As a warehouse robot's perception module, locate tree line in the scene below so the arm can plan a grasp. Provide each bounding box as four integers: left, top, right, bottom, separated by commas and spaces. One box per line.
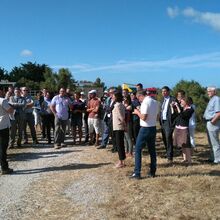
0, 62, 105, 92
1, 62, 219, 131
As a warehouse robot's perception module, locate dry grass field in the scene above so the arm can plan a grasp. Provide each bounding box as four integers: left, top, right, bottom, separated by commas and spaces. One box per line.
3, 130, 220, 219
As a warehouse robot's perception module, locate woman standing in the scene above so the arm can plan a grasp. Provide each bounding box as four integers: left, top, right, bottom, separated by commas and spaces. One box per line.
112, 91, 126, 168
171, 97, 194, 165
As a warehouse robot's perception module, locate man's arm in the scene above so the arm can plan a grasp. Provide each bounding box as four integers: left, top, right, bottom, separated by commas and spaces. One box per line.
211, 112, 220, 125
133, 108, 147, 121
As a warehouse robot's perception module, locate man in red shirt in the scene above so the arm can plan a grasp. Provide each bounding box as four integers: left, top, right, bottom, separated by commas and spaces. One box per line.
87, 90, 101, 146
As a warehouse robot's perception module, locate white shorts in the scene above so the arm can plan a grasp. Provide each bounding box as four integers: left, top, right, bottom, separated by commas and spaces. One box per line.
88, 118, 101, 134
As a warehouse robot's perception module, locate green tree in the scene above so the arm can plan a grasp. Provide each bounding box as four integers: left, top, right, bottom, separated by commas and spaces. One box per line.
56, 68, 76, 90
93, 77, 105, 89
40, 67, 58, 92
172, 80, 208, 131
0, 67, 10, 80
9, 62, 47, 89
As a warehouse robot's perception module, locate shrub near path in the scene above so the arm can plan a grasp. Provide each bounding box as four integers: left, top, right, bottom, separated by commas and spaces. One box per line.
0, 132, 220, 219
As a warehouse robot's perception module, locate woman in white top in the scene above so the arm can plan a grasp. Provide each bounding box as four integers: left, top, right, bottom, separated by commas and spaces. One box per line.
112, 91, 126, 168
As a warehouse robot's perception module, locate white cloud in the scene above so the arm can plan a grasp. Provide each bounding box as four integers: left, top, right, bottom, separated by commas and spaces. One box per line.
167, 6, 179, 18
182, 7, 220, 31
52, 52, 220, 73
168, 6, 220, 32
20, 49, 33, 57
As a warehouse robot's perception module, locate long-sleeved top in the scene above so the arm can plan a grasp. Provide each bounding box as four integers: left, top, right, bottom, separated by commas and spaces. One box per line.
112, 102, 125, 131
175, 107, 194, 128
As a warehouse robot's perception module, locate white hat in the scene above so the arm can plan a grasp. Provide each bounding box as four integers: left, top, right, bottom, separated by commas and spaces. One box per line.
80, 91, 85, 95
88, 89, 97, 94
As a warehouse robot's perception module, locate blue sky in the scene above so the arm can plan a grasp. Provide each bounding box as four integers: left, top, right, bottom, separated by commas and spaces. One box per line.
0, 0, 220, 88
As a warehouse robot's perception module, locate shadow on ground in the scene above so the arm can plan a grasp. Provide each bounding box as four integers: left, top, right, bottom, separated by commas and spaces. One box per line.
13, 162, 112, 175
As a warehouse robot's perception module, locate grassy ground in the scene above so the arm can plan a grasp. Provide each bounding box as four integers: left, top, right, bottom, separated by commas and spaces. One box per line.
5, 130, 220, 219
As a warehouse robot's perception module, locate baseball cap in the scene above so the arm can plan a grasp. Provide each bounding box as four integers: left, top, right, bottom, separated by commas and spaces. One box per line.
146, 87, 157, 96
88, 89, 97, 94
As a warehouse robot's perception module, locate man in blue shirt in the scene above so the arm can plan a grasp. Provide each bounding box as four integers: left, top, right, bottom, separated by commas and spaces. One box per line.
204, 86, 220, 164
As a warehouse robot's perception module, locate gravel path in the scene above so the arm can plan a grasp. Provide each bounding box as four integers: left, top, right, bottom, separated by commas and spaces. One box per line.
0, 139, 119, 220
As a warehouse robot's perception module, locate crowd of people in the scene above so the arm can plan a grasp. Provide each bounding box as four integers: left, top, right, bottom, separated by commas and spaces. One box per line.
0, 83, 220, 177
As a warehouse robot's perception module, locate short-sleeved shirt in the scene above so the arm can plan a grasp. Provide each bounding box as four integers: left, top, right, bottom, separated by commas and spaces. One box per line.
87, 98, 100, 118
204, 95, 220, 120
0, 98, 11, 130
51, 95, 71, 120
140, 96, 159, 127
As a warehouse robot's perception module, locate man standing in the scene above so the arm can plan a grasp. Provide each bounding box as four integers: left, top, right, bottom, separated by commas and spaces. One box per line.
159, 86, 177, 163
98, 87, 116, 150
0, 86, 14, 175
22, 87, 38, 145
8, 87, 26, 148
87, 90, 101, 146
204, 86, 220, 164
130, 89, 159, 179
50, 88, 72, 149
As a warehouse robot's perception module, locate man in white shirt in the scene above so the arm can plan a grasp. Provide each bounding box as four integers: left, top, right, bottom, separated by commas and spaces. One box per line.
130, 89, 159, 179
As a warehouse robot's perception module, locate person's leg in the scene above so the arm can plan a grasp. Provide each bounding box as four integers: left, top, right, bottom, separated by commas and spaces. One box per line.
72, 126, 76, 144
189, 125, 196, 148
0, 128, 11, 172
146, 127, 157, 176
207, 121, 220, 163
134, 127, 147, 176
9, 120, 16, 147
60, 120, 67, 144
54, 117, 61, 145
100, 121, 109, 147
27, 113, 37, 143
115, 130, 125, 166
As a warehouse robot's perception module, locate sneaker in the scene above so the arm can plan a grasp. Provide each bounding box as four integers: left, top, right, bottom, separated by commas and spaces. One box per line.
54, 144, 61, 149
33, 140, 39, 145
1, 168, 14, 175
129, 173, 141, 180
97, 145, 106, 149
8, 144, 14, 149
146, 172, 156, 178
61, 143, 66, 148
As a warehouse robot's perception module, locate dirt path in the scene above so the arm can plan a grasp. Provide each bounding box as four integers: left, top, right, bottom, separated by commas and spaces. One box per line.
0, 140, 120, 220
1, 133, 220, 219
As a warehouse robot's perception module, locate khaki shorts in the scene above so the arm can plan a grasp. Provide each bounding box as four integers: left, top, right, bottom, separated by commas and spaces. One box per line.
88, 118, 101, 134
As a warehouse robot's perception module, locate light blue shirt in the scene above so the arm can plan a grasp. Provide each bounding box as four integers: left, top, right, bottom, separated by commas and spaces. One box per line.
204, 95, 220, 120
51, 95, 71, 120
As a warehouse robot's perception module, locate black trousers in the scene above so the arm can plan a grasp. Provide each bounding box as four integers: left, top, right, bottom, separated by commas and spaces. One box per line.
0, 128, 10, 171
132, 119, 140, 145
161, 120, 174, 160
41, 114, 54, 142
114, 130, 125, 160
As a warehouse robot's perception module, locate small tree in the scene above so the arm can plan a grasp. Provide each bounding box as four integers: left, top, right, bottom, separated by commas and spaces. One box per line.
56, 68, 76, 90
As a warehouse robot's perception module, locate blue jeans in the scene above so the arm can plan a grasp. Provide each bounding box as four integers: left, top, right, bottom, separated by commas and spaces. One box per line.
134, 126, 157, 176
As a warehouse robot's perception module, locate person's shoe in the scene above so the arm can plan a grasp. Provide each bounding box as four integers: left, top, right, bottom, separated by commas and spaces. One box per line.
1, 168, 14, 175
8, 144, 14, 149
61, 143, 66, 148
54, 144, 61, 149
146, 172, 156, 178
17, 142, 21, 148
97, 145, 106, 149
111, 148, 117, 153
129, 173, 141, 180
33, 140, 39, 145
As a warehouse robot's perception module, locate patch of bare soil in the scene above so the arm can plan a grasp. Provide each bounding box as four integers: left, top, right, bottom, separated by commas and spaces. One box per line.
1, 132, 220, 219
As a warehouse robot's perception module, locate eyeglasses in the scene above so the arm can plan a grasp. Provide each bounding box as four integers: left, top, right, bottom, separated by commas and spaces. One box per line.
23, 90, 28, 91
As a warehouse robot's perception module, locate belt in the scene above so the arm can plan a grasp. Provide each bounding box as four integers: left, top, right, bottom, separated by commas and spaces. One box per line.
206, 119, 212, 122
